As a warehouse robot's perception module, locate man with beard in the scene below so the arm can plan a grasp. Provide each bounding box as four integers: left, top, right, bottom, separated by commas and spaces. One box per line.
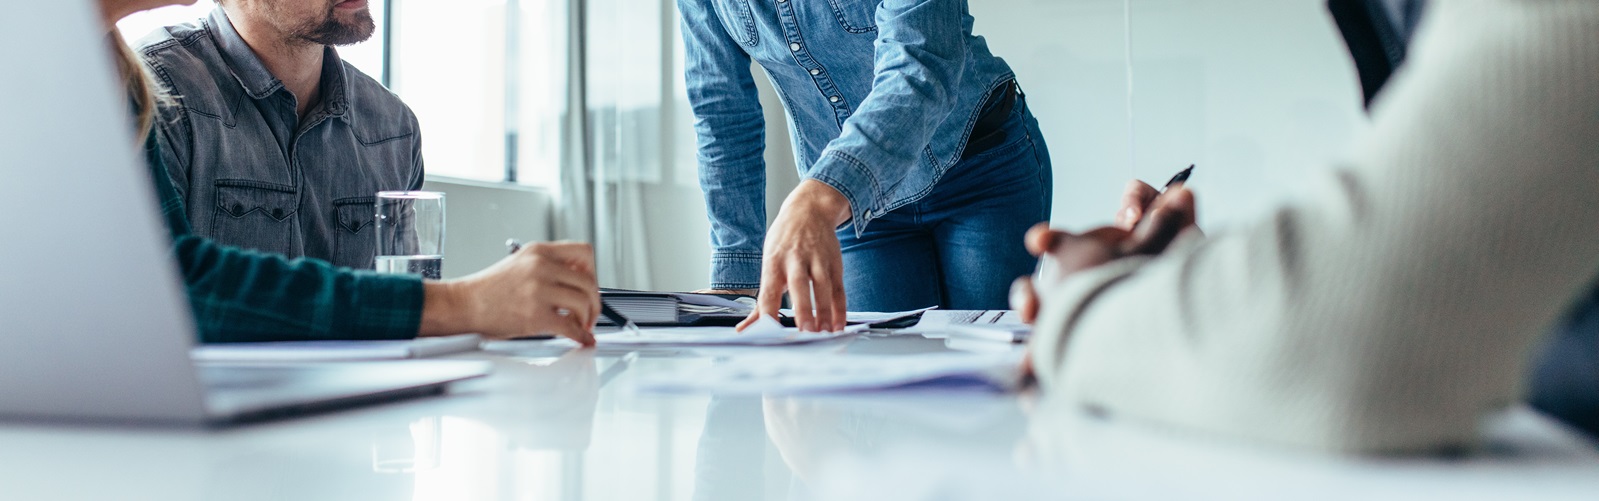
136, 0, 423, 269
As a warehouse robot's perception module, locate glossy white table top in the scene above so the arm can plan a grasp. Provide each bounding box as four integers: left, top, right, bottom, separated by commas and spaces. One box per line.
1, 332, 1596, 501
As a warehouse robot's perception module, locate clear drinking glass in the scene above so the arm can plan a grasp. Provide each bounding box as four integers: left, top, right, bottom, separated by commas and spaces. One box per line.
374, 191, 445, 280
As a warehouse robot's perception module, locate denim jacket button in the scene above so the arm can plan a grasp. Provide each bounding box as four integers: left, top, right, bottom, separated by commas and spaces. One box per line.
272, 208, 285, 219
232, 203, 244, 215
829, 96, 841, 103
864, 209, 874, 220
789, 43, 801, 52
810, 69, 821, 76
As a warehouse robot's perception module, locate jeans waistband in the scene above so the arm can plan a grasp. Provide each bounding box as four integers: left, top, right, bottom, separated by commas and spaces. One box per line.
960, 80, 1020, 161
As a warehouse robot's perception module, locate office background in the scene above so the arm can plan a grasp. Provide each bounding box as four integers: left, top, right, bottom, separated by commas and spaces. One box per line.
119, 0, 1366, 291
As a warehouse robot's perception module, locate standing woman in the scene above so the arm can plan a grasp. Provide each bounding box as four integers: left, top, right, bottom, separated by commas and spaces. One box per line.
681, 0, 1053, 331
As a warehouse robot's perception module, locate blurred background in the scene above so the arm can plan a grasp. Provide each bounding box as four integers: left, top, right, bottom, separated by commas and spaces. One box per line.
119, 0, 1366, 290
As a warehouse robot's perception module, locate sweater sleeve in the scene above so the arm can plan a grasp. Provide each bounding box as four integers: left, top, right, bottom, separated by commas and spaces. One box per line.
173, 234, 424, 343
1030, 0, 1599, 453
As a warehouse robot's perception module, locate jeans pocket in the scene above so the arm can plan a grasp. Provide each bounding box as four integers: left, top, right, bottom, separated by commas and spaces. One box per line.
827, 0, 880, 34
212, 179, 298, 255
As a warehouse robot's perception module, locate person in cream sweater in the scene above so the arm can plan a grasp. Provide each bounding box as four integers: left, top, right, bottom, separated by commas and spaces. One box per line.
1024, 0, 1599, 453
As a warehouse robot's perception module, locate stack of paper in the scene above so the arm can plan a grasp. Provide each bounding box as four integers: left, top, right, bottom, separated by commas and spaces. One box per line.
600, 290, 754, 325
636, 352, 1025, 394
602, 293, 682, 324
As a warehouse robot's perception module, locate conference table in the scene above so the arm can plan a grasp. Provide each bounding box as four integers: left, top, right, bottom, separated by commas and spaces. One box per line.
1, 331, 1596, 500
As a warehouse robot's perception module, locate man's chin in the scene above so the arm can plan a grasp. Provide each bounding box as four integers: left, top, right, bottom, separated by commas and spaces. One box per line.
318, 12, 376, 46
335, 8, 375, 29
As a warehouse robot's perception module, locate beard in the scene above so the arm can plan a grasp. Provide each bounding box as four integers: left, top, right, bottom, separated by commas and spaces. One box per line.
291, 2, 376, 46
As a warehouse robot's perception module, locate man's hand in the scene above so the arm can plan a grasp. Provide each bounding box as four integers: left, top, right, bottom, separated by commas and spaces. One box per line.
419, 242, 600, 345
738, 180, 852, 333
1116, 178, 1202, 236
1012, 226, 1132, 323
1011, 186, 1198, 324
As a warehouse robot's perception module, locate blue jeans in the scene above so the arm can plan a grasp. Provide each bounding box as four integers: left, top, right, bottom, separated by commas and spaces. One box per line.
838, 97, 1052, 312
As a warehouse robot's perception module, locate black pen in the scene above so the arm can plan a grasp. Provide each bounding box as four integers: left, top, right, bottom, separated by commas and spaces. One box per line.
506, 239, 641, 335
1162, 164, 1195, 193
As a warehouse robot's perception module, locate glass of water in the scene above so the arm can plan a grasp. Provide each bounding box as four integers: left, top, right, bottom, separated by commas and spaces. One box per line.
374, 191, 445, 280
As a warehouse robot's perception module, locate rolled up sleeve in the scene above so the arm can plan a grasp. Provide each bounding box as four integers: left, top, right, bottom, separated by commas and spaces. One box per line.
806, 0, 968, 235
679, 0, 769, 289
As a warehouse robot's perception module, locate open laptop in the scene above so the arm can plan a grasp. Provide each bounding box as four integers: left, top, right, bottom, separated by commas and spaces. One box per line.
0, 0, 488, 425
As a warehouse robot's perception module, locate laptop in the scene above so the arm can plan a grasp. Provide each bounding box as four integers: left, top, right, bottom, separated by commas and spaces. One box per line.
0, 0, 489, 425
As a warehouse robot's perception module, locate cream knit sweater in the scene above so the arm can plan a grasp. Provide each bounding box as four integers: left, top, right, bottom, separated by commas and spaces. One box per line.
1031, 0, 1599, 453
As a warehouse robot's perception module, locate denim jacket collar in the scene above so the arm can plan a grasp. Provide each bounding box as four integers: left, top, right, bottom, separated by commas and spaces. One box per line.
206, 7, 351, 118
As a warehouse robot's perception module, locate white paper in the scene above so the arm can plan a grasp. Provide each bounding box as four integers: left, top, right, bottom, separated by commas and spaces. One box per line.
899, 310, 1022, 336
191, 334, 482, 362
777, 307, 938, 324
636, 352, 1024, 394
588, 316, 867, 347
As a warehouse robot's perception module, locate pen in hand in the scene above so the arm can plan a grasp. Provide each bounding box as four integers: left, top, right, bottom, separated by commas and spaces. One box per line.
1034, 164, 1196, 280
505, 238, 642, 336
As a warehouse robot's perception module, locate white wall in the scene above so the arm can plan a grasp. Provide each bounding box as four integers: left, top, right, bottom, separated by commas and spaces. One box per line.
971, 0, 1368, 231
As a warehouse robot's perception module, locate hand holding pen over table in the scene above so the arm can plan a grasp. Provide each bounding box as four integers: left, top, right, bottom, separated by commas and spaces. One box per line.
1011, 165, 1201, 325
506, 239, 642, 339
1008, 165, 1199, 381
418, 239, 601, 346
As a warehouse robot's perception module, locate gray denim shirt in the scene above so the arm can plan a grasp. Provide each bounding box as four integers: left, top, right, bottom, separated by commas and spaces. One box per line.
137, 8, 424, 270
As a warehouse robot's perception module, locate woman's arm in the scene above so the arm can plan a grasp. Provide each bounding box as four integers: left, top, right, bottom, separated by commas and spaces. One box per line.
1030, 0, 1599, 453
806, 0, 971, 232
679, 0, 770, 291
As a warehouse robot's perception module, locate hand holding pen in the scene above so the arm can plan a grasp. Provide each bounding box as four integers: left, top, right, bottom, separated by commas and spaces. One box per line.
1014, 165, 1199, 324
1116, 164, 1196, 232
507, 239, 642, 336
422, 240, 599, 345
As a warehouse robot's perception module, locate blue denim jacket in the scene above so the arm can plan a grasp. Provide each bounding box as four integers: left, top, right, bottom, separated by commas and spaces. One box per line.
679, 0, 1017, 289
137, 7, 424, 270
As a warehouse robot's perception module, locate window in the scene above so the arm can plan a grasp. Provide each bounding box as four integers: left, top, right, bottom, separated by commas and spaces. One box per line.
387, 0, 569, 186
388, 0, 508, 183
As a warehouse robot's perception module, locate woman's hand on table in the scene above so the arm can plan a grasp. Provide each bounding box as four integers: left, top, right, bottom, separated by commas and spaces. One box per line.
738, 180, 853, 333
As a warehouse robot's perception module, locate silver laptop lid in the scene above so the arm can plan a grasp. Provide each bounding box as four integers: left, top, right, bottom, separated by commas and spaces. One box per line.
0, 0, 208, 423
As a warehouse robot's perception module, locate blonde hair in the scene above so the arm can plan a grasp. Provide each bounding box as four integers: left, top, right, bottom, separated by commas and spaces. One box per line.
108, 27, 169, 141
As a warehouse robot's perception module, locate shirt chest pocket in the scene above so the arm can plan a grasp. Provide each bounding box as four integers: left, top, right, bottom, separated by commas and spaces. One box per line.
827, 0, 879, 34
211, 180, 299, 257
712, 0, 758, 46
332, 196, 378, 269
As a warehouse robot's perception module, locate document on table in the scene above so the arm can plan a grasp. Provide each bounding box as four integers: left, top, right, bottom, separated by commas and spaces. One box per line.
563, 316, 867, 347
899, 310, 1022, 337
635, 352, 1025, 394
190, 334, 483, 362
777, 307, 937, 326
